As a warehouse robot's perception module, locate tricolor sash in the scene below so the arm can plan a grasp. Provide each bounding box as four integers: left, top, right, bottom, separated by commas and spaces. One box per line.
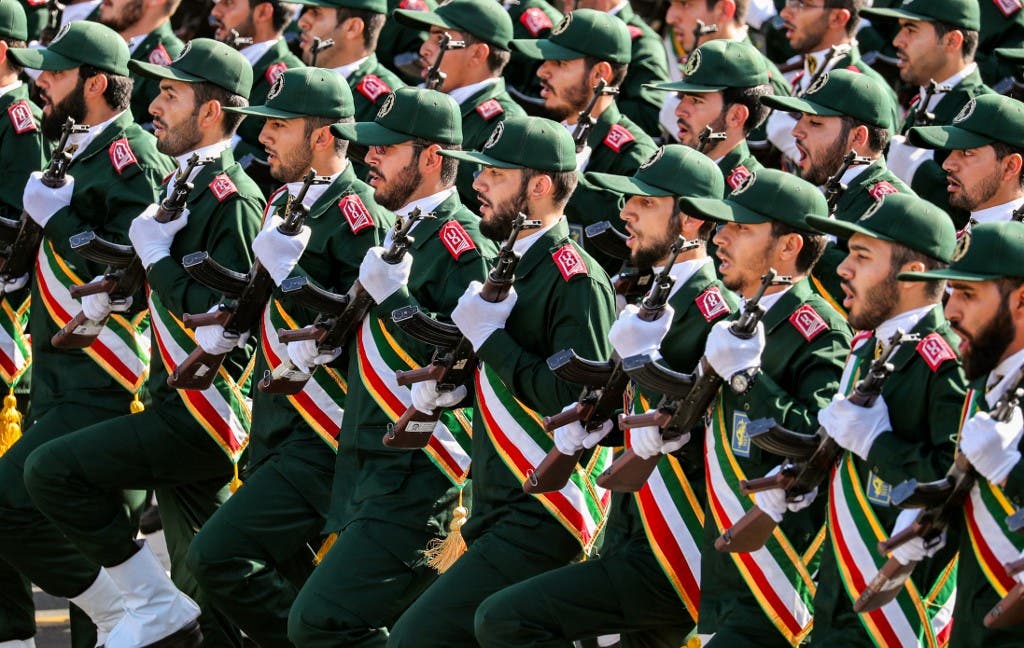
147, 289, 251, 461
355, 315, 472, 485
260, 299, 346, 450
36, 241, 149, 392
0, 294, 30, 386
476, 362, 611, 552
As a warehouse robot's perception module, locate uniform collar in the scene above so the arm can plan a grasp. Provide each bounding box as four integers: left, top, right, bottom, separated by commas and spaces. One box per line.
167, 140, 232, 196
69, 110, 128, 161
837, 157, 876, 188
449, 77, 499, 105
986, 347, 1024, 408
875, 304, 934, 347
284, 165, 345, 209
332, 56, 370, 80
0, 80, 22, 98
61, 0, 100, 26
239, 39, 280, 67
609, 1, 629, 16
653, 256, 712, 300
127, 32, 153, 54
384, 188, 457, 245
920, 63, 977, 112
971, 197, 1024, 225
512, 219, 559, 257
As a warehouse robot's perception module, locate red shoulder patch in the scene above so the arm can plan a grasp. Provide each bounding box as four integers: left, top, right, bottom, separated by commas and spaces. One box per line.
356, 75, 391, 102
994, 0, 1023, 18
339, 194, 374, 234
7, 100, 36, 135
916, 332, 957, 371
209, 174, 238, 202
399, 0, 428, 10
108, 138, 138, 174
439, 220, 476, 259
627, 25, 643, 39
161, 170, 174, 186
789, 304, 828, 342
603, 124, 635, 152
695, 286, 730, 322
868, 181, 899, 200
475, 99, 504, 121
148, 43, 172, 66
845, 65, 861, 73
265, 62, 288, 85
726, 165, 752, 191
519, 7, 554, 36
26, 0, 47, 5
851, 329, 874, 352
790, 71, 804, 93
552, 245, 587, 281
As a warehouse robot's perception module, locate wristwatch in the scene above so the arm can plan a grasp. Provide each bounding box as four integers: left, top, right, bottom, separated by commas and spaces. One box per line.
729, 368, 759, 394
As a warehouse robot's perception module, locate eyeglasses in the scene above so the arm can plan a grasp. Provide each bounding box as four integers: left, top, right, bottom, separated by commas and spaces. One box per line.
785, 0, 828, 10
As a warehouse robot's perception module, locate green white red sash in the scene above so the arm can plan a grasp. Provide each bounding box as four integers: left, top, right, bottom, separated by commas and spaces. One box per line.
147, 289, 250, 461
0, 294, 30, 386
355, 315, 472, 485
36, 241, 149, 392
705, 391, 819, 644
475, 361, 611, 551
260, 299, 346, 450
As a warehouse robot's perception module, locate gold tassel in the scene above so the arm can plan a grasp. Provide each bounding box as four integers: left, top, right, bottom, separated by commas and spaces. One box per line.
0, 388, 21, 456
229, 463, 243, 493
685, 636, 702, 648
129, 393, 145, 414
313, 532, 338, 565
424, 490, 468, 573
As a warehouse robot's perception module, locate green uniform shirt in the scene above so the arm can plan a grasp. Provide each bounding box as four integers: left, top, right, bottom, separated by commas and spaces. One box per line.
0, 84, 45, 217
19, 0, 47, 42
234, 39, 304, 176
127, 21, 185, 126
715, 140, 763, 198
348, 54, 405, 124
377, 0, 437, 85
614, 3, 670, 135
978, 0, 1024, 88
504, 0, 562, 109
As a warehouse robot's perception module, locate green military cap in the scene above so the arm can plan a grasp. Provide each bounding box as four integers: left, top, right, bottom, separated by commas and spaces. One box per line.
862, 0, 979, 33
394, 0, 513, 49
806, 193, 955, 263
996, 47, 1024, 64
8, 21, 130, 77
644, 40, 768, 94
761, 69, 894, 131
226, 68, 353, 120
907, 94, 1024, 150
331, 87, 462, 145
0, 0, 28, 41
291, 0, 387, 15
510, 9, 630, 65
679, 168, 826, 231
129, 38, 253, 98
440, 115, 574, 172
586, 144, 724, 199
900, 222, 1024, 282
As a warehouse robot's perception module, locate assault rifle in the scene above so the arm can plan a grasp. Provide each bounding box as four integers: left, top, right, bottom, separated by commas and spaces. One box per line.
524, 237, 699, 494
310, 37, 335, 67
257, 207, 433, 394
715, 330, 918, 554
692, 20, 718, 48
824, 151, 873, 215
598, 270, 790, 491
39, 0, 66, 44
424, 32, 466, 91
572, 79, 620, 153
856, 365, 1024, 614
52, 154, 213, 349
795, 44, 851, 98
584, 221, 655, 304
382, 213, 541, 449
696, 125, 727, 155
0, 118, 88, 282
224, 29, 254, 49
987, 555, 1024, 628
903, 80, 953, 133
171, 170, 330, 390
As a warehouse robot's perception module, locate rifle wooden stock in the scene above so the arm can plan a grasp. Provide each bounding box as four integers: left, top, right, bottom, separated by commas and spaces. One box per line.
986, 583, 1024, 629
169, 347, 227, 390
525, 449, 584, 494
739, 471, 790, 495
277, 325, 322, 344
543, 401, 588, 431
1007, 558, 1024, 576
714, 507, 779, 553
395, 364, 445, 387
182, 310, 230, 329
595, 449, 660, 492
69, 277, 117, 299
853, 557, 918, 613
257, 363, 311, 395
617, 409, 671, 429
51, 312, 108, 350
383, 407, 438, 449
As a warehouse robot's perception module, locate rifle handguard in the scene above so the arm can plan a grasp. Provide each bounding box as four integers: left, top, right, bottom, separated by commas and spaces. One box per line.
543, 402, 588, 432
876, 520, 925, 555
277, 325, 324, 344
182, 309, 231, 329
739, 472, 791, 496
395, 364, 446, 387
69, 277, 117, 299
617, 410, 670, 429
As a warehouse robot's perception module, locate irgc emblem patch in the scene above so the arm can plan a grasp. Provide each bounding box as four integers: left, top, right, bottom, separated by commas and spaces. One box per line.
731, 412, 751, 458
484, 121, 504, 149
376, 92, 396, 119
267, 75, 285, 100
639, 146, 664, 170
806, 72, 830, 95
50, 23, 71, 44
682, 49, 701, 77
865, 470, 892, 506
551, 13, 572, 36
858, 195, 885, 222
954, 99, 976, 124
952, 227, 971, 262
173, 41, 192, 64
730, 169, 756, 195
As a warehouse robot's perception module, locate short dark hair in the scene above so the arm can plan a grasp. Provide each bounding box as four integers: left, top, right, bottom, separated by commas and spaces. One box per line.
891, 243, 947, 301
461, 32, 511, 76
412, 137, 461, 186
192, 81, 249, 136
997, 275, 1024, 300
335, 7, 386, 52
771, 221, 827, 273
0, 37, 25, 74
79, 64, 132, 112
839, 115, 892, 155
824, 0, 867, 37
249, 0, 301, 32
705, 0, 748, 25
991, 140, 1024, 189
932, 20, 979, 62
521, 166, 578, 208
583, 56, 628, 88
306, 115, 350, 157
722, 83, 772, 134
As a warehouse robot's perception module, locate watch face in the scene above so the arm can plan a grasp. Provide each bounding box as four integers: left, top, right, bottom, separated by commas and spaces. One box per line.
730, 373, 749, 393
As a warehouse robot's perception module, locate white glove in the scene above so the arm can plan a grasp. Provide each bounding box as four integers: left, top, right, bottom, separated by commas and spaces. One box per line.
359, 246, 412, 303
608, 303, 674, 360
552, 403, 613, 454
960, 408, 1024, 484
0, 274, 28, 294
1014, 550, 1024, 585
286, 337, 341, 373
411, 380, 468, 414
886, 135, 935, 185
252, 215, 311, 286
704, 319, 765, 379
81, 276, 132, 321
889, 508, 946, 566
752, 465, 817, 523
819, 392, 891, 460
765, 111, 800, 164
193, 306, 249, 355
128, 204, 190, 268
23, 171, 74, 227
450, 281, 517, 351
630, 421, 689, 460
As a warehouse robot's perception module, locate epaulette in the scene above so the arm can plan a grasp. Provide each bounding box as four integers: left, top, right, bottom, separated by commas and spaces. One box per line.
551, 244, 587, 281
209, 174, 238, 202
627, 25, 643, 39
148, 44, 171, 66
603, 124, 635, 152
789, 304, 828, 342
520, 8, 553, 36
339, 194, 374, 234
695, 285, 730, 321
356, 75, 391, 102
868, 181, 899, 200
994, 0, 1022, 19
916, 333, 957, 372
109, 138, 139, 174
265, 62, 288, 85
475, 99, 504, 120
440, 220, 476, 259
726, 165, 752, 191
7, 101, 36, 135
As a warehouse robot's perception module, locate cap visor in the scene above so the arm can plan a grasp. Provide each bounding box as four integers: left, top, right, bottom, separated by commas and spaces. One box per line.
804, 214, 897, 242
128, 60, 205, 84
907, 124, 995, 150
996, 47, 1024, 63
510, 38, 581, 61
225, 105, 308, 120
761, 94, 841, 117
330, 121, 412, 145
7, 47, 77, 71
679, 196, 768, 224
644, 80, 724, 94
393, 9, 454, 32
438, 149, 521, 169
860, 7, 933, 22
898, 268, 1000, 282
586, 171, 671, 197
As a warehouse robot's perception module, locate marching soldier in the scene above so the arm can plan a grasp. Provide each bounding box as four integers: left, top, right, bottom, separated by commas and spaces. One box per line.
285, 87, 496, 645
679, 169, 851, 646
185, 67, 395, 646
386, 115, 616, 647
376, 0, 436, 85
897, 221, 1024, 647
501, 0, 560, 113
473, 145, 738, 647
22, 38, 264, 647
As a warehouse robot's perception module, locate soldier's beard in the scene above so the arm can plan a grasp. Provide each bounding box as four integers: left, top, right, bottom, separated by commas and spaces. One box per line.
155, 113, 203, 157
631, 216, 681, 270
373, 158, 422, 211
480, 184, 529, 242
949, 169, 1001, 212
269, 143, 314, 184
803, 135, 850, 186
845, 270, 900, 331
959, 301, 1016, 381
100, 0, 144, 33
41, 80, 88, 142
547, 77, 592, 123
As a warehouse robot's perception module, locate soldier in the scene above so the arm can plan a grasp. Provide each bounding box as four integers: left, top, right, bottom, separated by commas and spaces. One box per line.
473, 145, 738, 647
376, 0, 436, 85
184, 67, 395, 646
285, 87, 495, 646
756, 194, 964, 646
646, 39, 772, 196
762, 69, 909, 313
907, 93, 1024, 230
501, 0, 560, 113
392, 0, 524, 212
0, 20, 174, 648
97, 0, 185, 126
385, 115, 616, 646
510, 9, 656, 270
679, 169, 851, 646
21, 38, 264, 647
210, 0, 304, 197
895, 221, 1024, 647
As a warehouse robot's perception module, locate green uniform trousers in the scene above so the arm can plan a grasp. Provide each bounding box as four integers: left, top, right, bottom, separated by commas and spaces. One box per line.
23, 403, 241, 647
186, 448, 333, 648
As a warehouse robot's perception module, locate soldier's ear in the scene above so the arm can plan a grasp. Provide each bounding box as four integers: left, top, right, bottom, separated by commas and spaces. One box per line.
724, 102, 748, 131
82, 71, 109, 101
589, 60, 613, 86
0, 41, 7, 66
197, 99, 223, 130
1000, 151, 1023, 185
714, 0, 736, 22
